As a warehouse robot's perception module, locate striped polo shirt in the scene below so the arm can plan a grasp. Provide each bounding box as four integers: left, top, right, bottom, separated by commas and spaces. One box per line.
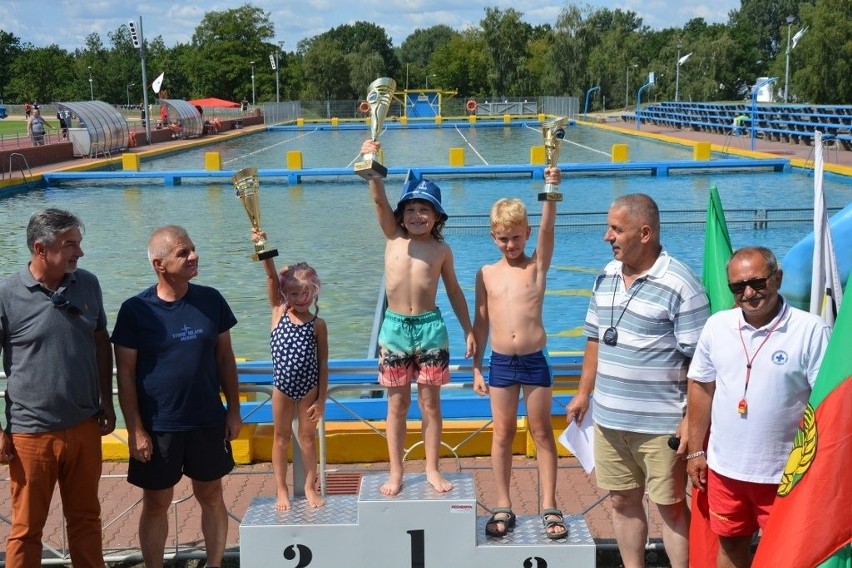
584, 249, 710, 434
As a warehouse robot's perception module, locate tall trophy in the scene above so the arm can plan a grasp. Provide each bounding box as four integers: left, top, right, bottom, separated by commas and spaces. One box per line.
354, 77, 397, 180
231, 166, 279, 261
538, 117, 569, 201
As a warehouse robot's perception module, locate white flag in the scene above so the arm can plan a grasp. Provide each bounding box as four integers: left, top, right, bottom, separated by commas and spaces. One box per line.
810, 131, 844, 327
792, 27, 808, 49
678, 52, 693, 66
152, 72, 164, 94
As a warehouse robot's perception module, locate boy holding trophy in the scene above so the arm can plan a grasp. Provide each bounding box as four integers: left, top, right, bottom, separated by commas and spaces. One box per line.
359, 137, 475, 496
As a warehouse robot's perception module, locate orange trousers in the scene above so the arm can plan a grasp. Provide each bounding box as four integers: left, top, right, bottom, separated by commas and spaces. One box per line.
6, 418, 105, 568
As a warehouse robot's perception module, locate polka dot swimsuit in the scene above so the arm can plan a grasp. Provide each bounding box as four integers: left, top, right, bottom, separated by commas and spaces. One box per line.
270, 309, 319, 401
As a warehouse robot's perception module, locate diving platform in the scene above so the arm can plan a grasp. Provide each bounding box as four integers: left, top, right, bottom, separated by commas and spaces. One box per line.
41, 158, 790, 187
240, 472, 595, 568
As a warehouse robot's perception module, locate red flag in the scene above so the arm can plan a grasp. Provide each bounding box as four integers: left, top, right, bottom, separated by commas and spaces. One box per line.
752, 300, 852, 567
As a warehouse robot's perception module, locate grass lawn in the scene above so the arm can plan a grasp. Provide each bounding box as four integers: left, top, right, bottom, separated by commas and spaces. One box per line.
0, 119, 28, 136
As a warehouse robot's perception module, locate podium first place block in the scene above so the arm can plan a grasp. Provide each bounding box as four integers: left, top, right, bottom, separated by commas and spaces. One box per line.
240, 472, 595, 568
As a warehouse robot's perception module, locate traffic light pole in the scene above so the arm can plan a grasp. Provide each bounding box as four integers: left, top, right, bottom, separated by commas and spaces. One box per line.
129, 16, 151, 145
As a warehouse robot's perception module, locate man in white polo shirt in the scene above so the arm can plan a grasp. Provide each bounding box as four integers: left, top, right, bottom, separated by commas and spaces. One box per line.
686, 246, 831, 568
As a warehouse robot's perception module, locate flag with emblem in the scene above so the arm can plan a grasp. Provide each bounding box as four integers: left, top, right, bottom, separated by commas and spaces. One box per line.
752, 299, 852, 567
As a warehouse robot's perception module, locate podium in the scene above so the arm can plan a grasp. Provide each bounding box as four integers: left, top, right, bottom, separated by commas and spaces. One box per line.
240, 473, 595, 567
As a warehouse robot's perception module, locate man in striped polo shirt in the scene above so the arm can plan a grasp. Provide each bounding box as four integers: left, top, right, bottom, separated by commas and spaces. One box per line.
567, 193, 710, 568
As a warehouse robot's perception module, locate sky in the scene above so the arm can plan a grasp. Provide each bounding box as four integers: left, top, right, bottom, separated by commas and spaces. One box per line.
1, 0, 740, 52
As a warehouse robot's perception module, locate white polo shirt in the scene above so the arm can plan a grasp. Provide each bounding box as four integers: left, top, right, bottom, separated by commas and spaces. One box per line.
688, 298, 831, 483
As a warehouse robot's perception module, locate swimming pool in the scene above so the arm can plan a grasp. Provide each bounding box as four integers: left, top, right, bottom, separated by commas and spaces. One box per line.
0, 153, 852, 359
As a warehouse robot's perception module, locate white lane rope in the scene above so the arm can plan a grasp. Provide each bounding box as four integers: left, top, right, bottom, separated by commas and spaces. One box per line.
454, 125, 490, 165
522, 123, 611, 158
222, 128, 321, 165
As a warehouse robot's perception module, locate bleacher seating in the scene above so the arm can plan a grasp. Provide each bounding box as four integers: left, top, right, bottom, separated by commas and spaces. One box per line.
622, 102, 852, 150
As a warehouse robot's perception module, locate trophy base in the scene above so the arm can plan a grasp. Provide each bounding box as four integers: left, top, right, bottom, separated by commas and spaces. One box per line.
252, 248, 279, 262
354, 159, 388, 180
538, 192, 563, 202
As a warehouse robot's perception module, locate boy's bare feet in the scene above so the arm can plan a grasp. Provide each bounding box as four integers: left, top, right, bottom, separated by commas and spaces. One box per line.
305, 485, 325, 508
380, 472, 404, 496
426, 470, 454, 493
276, 488, 291, 511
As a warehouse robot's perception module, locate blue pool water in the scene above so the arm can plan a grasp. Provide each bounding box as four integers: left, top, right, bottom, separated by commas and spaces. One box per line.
1, 124, 850, 361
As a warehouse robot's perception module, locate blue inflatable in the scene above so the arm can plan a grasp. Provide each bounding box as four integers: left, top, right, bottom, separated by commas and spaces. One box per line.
781, 200, 852, 310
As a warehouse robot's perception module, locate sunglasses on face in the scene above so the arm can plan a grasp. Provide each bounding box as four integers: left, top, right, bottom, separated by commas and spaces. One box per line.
51, 292, 82, 317
728, 273, 773, 295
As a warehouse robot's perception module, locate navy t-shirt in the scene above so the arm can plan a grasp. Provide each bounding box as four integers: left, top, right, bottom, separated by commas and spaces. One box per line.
111, 283, 237, 431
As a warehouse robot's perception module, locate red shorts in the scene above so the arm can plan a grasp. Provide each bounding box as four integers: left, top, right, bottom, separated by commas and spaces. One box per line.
707, 469, 778, 537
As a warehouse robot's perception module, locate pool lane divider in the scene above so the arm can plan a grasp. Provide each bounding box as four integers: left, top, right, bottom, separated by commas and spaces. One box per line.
43, 158, 791, 187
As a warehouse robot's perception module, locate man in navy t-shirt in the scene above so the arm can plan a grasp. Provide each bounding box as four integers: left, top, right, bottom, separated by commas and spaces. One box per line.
112, 225, 242, 568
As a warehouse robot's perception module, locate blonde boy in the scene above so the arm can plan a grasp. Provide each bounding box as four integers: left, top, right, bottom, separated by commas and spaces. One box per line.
472, 167, 566, 539
360, 139, 475, 496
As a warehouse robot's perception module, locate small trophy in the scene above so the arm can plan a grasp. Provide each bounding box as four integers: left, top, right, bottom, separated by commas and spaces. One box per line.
231, 167, 279, 261
354, 77, 397, 180
539, 117, 569, 201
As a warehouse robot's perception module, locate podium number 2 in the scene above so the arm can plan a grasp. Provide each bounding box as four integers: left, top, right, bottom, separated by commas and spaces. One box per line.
283, 544, 313, 568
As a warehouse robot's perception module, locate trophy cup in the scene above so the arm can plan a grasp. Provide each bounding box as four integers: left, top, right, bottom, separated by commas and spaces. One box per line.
354, 77, 397, 180
538, 117, 569, 201
231, 167, 279, 261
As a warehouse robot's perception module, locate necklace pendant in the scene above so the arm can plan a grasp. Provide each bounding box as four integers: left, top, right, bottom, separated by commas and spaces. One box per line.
737, 398, 748, 415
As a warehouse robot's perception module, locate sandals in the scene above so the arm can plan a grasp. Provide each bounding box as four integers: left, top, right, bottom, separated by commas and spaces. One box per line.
541, 508, 568, 540
485, 507, 516, 538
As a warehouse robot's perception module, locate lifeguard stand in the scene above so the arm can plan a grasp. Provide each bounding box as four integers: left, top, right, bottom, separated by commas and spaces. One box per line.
403, 88, 458, 118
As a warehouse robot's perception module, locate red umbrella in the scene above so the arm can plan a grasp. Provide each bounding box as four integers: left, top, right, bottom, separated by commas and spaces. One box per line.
188, 97, 240, 108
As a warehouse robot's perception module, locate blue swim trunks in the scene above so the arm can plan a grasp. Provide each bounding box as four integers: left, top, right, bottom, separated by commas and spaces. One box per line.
377, 308, 450, 387
488, 350, 553, 388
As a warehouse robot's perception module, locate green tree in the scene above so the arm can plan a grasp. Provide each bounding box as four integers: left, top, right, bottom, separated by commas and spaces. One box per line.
7, 45, 78, 104
430, 29, 488, 97
480, 7, 532, 96
793, 0, 852, 103
0, 30, 23, 101
301, 36, 350, 100
186, 4, 275, 100
399, 25, 458, 88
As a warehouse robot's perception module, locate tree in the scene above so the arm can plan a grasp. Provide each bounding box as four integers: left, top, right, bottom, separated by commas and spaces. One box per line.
793, 0, 852, 103
0, 30, 23, 101
301, 36, 350, 100
399, 25, 459, 88
186, 4, 275, 100
430, 29, 488, 97
480, 7, 532, 96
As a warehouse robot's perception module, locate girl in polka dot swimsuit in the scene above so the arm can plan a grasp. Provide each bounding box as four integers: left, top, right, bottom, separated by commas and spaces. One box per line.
254, 230, 328, 510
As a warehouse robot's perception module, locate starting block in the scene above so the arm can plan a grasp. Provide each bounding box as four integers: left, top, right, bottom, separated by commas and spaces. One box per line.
240, 472, 595, 567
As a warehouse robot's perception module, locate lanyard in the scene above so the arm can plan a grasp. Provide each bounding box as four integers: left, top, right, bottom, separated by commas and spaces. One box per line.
735, 302, 786, 415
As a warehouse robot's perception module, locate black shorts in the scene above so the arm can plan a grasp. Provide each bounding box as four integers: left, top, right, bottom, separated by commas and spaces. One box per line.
128, 424, 234, 490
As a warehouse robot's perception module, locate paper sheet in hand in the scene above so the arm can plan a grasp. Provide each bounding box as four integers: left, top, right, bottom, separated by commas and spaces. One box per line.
558, 400, 595, 474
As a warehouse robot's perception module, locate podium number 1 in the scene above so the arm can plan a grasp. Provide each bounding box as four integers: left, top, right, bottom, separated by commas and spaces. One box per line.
407, 529, 425, 568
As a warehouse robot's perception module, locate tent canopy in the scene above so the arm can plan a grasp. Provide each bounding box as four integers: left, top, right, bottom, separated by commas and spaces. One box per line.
189, 97, 240, 108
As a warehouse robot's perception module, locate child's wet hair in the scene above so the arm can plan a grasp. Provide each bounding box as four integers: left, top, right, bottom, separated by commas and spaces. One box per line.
278, 261, 321, 314
393, 198, 446, 242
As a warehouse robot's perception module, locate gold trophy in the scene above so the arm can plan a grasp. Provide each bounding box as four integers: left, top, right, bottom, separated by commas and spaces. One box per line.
539, 117, 569, 201
354, 77, 397, 180
231, 166, 279, 261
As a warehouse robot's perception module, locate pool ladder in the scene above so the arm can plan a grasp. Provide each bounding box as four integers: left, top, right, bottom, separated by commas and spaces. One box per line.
4, 153, 34, 187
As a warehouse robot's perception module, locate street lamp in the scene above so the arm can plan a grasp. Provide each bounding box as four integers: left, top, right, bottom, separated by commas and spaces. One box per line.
625, 63, 638, 108
784, 15, 795, 103
88, 66, 93, 100
251, 61, 256, 106
675, 42, 682, 102
126, 82, 135, 107
275, 41, 284, 103
425, 74, 437, 89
